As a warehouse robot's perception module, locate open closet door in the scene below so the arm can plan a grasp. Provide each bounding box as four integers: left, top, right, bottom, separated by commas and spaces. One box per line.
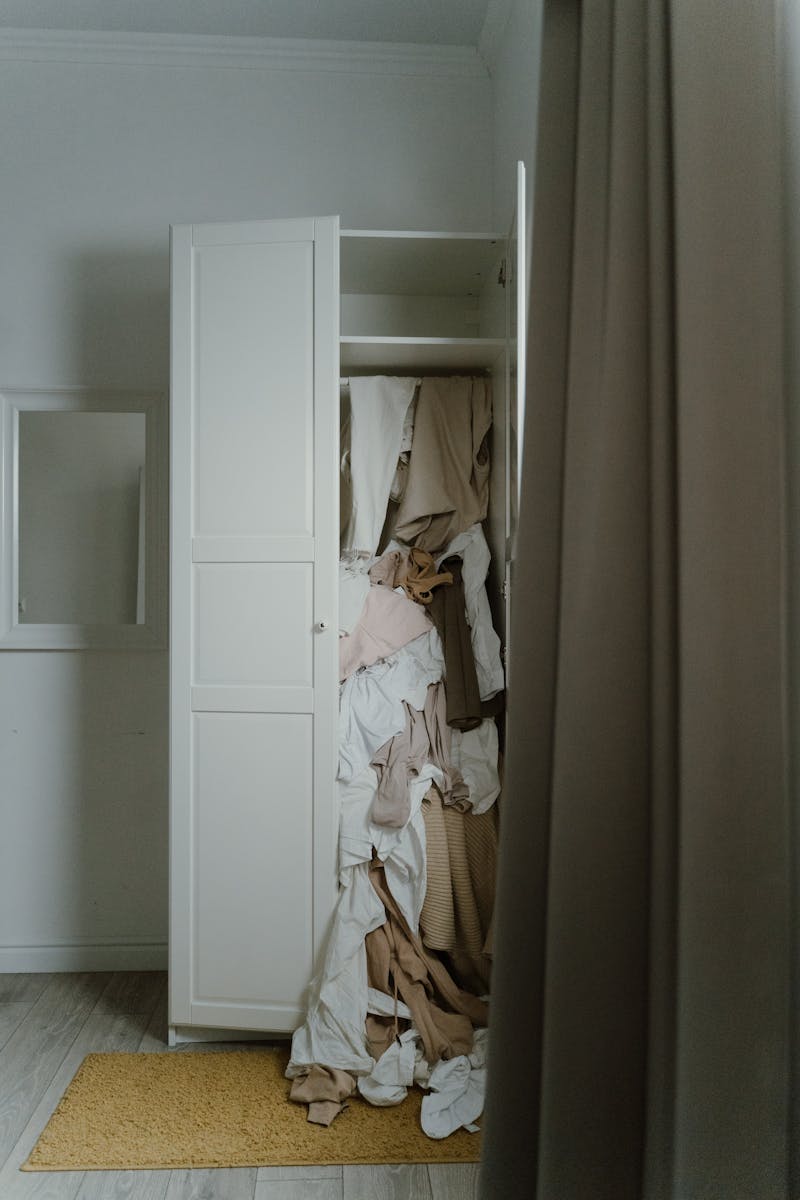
169, 217, 339, 1036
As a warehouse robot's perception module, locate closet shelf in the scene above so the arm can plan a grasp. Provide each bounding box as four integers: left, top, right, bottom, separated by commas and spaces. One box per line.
340, 336, 507, 371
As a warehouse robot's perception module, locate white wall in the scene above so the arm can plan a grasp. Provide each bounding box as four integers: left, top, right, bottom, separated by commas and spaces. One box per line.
0, 39, 492, 970
487, 0, 543, 247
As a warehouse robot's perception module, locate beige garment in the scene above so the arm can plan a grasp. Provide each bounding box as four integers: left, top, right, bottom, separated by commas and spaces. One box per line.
365, 859, 487, 1067
420, 789, 498, 992
288, 1063, 357, 1127
393, 377, 492, 554
338, 585, 431, 682
370, 547, 453, 606
369, 682, 470, 828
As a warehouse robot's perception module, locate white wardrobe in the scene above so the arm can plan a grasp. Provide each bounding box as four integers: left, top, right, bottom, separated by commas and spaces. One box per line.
168, 166, 525, 1043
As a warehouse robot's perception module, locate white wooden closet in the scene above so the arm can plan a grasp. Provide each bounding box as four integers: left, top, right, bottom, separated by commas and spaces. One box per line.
168, 164, 526, 1044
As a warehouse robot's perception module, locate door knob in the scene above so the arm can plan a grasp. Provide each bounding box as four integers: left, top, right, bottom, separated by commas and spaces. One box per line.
316, 620, 329, 632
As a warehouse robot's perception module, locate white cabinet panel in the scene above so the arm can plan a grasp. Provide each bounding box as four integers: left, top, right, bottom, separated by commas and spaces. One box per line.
192, 240, 314, 539
193, 562, 313, 688
193, 712, 313, 1010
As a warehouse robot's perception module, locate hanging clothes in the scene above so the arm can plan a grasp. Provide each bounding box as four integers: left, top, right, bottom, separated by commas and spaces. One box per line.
341, 376, 418, 557
393, 376, 492, 554
428, 556, 483, 731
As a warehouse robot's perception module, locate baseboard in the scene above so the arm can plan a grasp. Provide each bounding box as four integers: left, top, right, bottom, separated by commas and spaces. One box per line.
0, 942, 168, 972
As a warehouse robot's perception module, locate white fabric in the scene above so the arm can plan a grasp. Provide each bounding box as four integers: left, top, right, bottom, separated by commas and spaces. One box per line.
338, 629, 444, 784
339, 557, 373, 634
287, 861, 386, 1078
338, 762, 436, 934
341, 376, 417, 557
420, 1027, 489, 1139
450, 719, 501, 815
357, 1028, 420, 1107
435, 524, 505, 700
367, 988, 412, 1021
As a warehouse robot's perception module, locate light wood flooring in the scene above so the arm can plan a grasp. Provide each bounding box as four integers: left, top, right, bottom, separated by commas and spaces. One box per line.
0, 972, 479, 1199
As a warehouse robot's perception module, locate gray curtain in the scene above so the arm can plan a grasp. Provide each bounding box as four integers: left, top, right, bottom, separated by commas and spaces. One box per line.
481, 2, 791, 1198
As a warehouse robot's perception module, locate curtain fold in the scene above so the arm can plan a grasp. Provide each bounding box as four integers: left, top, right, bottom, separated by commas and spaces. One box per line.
481, 2, 791, 1197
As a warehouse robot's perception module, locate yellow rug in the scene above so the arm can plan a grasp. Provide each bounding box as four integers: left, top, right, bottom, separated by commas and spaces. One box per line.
23, 1049, 481, 1171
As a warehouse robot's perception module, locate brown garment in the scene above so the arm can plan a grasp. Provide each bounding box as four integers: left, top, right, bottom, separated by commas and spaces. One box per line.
364, 858, 488, 1066
393, 376, 492, 554
429, 557, 482, 731
369, 683, 470, 828
369, 547, 453, 605
289, 1063, 357, 1127
420, 789, 498, 992
365, 1013, 410, 1062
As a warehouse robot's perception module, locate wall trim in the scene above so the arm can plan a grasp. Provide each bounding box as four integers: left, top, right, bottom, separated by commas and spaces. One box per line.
0, 27, 488, 78
0, 941, 168, 972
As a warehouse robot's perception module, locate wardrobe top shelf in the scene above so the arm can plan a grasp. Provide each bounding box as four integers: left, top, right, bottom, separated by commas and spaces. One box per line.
340, 336, 507, 371
339, 231, 505, 297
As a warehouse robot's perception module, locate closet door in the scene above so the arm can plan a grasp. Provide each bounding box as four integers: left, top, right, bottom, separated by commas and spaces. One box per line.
169, 217, 339, 1035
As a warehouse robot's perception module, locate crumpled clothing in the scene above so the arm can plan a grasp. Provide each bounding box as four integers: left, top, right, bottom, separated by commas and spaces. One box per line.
365, 859, 488, 1067
289, 1063, 357, 1127
370, 683, 469, 830
339, 585, 431, 682
357, 1027, 420, 1107
338, 629, 445, 783
370, 547, 453, 606
436, 524, 505, 700
338, 762, 435, 935
420, 1032, 488, 1139
393, 377, 492, 554
450, 719, 501, 815
287, 861, 386, 1078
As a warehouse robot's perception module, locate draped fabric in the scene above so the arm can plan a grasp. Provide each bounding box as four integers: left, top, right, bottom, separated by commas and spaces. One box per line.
481, 2, 791, 1198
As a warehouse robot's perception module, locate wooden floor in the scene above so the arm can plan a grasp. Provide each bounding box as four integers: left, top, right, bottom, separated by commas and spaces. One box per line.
0, 972, 479, 1199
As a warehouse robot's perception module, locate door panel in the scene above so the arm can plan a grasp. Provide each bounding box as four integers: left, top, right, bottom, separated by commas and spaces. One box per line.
170, 217, 339, 1034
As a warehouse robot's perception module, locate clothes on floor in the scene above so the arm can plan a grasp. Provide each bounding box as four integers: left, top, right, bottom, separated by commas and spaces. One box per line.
428, 557, 483, 732
288, 1064, 357, 1126
341, 376, 418, 557
365, 858, 488, 1065
338, 629, 445, 784
393, 377, 492, 554
339, 585, 432, 682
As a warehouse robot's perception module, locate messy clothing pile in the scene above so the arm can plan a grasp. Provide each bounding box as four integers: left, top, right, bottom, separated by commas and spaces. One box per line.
287, 375, 503, 1139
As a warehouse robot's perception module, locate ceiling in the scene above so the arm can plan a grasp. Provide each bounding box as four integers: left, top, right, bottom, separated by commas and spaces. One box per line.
0, 1, 494, 46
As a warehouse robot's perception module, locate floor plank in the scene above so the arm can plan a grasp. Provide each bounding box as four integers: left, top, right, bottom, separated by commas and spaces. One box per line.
0, 1004, 34, 1053
427, 1163, 480, 1199
163, 1168, 257, 1199
257, 1166, 342, 1181
137, 978, 169, 1053
343, 1165, 432, 1200
0, 1011, 149, 1199
74, 1169, 172, 1200
0, 976, 53, 1005
255, 1181, 341, 1200
93, 973, 167, 1017
0, 973, 112, 1168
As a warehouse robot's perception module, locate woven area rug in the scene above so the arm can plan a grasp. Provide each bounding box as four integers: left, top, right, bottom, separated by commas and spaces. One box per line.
23, 1048, 481, 1171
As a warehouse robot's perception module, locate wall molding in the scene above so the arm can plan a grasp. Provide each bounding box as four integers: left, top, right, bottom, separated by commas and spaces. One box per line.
0, 27, 487, 78
0, 941, 168, 972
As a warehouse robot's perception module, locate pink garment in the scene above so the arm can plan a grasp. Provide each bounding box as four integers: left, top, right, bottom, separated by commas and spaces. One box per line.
339, 586, 432, 682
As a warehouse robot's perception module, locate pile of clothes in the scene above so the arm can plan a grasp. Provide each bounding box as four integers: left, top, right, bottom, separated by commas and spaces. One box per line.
287, 376, 504, 1138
